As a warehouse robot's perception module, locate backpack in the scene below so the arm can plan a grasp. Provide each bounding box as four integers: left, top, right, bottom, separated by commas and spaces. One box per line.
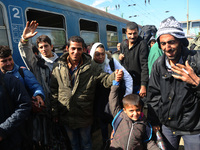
189, 36, 200, 50
139, 25, 157, 42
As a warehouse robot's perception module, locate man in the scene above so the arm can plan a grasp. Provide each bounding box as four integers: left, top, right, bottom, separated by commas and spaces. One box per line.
18, 21, 59, 148
147, 16, 200, 150
119, 22, 149, 97
0, 45, 45, 107
112, 42, 121, 62
0, 72, 31, 150
18, 21, 59, 98
50, 36, 122, 150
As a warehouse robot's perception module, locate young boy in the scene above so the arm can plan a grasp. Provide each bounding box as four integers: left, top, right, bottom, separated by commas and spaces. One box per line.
109, 70, 160, 150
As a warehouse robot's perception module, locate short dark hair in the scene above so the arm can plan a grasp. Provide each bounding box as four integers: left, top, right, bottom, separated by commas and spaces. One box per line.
122, 94, 144, 108
0, 45, 12, 58
126, 22, 139, 31
36, 35, 52, 47
68, 36, 85, 48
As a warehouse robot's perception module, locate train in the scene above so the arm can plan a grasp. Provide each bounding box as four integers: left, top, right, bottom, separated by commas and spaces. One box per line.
0, 0, 132, 66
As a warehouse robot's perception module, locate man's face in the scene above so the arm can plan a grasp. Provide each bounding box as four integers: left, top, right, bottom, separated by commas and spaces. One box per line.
93, 47, 105, 64
117, 43, 121, 51
123, 104, 142, 121
159, 34, 181, 62
38, 42, 53, 58
126, 28, 139, 44
68, 41, 83, 63
0, 55, 14, 73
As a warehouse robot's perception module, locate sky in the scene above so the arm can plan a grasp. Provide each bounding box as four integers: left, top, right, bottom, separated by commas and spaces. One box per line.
74, 0, 199, 29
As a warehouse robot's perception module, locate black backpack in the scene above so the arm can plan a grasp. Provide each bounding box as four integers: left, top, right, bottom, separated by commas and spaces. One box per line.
139, 25, 157, 42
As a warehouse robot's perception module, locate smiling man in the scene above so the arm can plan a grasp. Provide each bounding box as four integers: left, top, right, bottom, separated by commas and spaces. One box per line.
147, 16, 200, 150
119, 22, 149, 98
50, 36, 122, 150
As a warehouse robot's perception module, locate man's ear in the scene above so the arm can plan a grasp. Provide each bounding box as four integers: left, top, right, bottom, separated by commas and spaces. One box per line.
51, 44, 54, 50
66, 45, 69, 52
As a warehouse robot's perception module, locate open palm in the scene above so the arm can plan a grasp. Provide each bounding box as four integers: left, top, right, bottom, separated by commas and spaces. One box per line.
22, 21, 38, 39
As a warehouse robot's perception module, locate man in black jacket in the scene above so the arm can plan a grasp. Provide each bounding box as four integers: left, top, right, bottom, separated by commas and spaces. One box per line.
147, 16, 200, 150
0, 72, 31, 150
119, 22, 149, 98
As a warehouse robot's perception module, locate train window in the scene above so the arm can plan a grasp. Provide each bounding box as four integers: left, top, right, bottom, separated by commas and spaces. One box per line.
122, 28, 126, 40
79, 19, 99, 45
0, 5, 8, 46
26, 9, 66, 52
106, 25, 118, 48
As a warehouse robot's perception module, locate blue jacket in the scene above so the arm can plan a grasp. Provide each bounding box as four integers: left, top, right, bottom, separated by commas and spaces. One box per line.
0, 72, 31, 150
6, 64, 45, 100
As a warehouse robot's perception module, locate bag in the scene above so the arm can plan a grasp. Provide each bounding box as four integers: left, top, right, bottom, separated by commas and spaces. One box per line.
139, 25, 157, 42
189, 36, 200, 50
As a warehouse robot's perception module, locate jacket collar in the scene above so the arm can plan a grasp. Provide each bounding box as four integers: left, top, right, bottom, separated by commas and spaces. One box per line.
160, 46, 190, 79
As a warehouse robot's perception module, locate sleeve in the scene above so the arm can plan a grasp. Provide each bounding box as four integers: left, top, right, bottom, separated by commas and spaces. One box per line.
50, 65, 59, 117
18, 41, 38, 73
0, 75, 31, 139
95, 63, 115, 88
109, 85, 121, 117
23, 68, 45, 100
140, 41, 149, 87
147, 62, 161, 126
113, 58, 133, 96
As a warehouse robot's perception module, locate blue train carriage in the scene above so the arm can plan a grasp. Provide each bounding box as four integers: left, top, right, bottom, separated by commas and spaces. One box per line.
0, 0, 131, 66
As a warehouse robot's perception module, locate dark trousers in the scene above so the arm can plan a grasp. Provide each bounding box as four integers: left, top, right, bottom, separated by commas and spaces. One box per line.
162, 125, 200, 150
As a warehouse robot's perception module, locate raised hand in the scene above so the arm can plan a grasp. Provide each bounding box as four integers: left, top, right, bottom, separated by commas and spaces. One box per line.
22, 21, 39, 42
171, 60, 200, 86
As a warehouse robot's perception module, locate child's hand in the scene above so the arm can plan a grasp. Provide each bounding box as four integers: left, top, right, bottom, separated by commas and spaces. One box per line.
115, 69, 123, 82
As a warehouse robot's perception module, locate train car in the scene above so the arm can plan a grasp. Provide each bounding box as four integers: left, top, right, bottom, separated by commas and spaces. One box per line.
0, 0, 132, 66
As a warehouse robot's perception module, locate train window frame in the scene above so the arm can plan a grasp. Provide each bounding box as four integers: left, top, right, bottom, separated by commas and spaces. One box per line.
25, 8, 67, 53
106, 24, 118, 48
122, 28, 126, 40
0, 2, 12, 48
79, 18, 99, 46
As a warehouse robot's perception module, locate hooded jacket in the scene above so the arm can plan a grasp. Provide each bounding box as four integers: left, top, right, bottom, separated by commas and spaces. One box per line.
147, 47, 200, 134
18, 41, 58, 108
109, 85, 159, 150
5, 64, 45, 99
50, 52, 115, 129
0, 72, 31, 150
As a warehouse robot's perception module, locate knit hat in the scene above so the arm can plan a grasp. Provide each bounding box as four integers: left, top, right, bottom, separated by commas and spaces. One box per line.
157, 16, 189, 48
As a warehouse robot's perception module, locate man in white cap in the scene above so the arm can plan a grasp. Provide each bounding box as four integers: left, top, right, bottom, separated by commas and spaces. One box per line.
147, 16, 200, 150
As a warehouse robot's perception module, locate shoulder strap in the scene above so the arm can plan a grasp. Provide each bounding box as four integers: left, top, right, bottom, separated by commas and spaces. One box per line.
144, 122, 153, 142
18, 67, 25, 79
109, 58, 115, 72
111, 109, 123, 137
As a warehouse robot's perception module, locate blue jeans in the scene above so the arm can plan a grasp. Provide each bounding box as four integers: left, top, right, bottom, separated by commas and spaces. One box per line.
162, 125, 200, 150
64, 126, 92, 150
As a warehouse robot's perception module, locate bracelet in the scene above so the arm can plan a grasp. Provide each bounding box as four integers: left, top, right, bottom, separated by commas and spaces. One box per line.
21, 35, 29, 42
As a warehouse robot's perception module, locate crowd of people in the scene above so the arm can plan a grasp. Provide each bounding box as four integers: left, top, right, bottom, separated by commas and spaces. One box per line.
0, 15, 200, 150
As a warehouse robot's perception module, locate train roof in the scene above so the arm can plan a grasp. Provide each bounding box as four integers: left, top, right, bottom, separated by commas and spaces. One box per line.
46, 0, 130, 24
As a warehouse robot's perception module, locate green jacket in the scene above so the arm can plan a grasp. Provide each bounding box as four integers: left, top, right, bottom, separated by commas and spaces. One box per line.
148, 42, 163, 76
50, 52, 115, 129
